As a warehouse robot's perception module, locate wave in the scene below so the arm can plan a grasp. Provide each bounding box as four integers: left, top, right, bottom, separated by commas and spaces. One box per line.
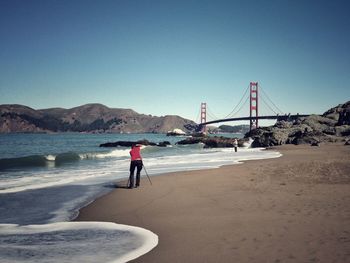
0, 152, 81, 171
0, 143, 207, 171
71, 146, 171, 161
79, 149, 130, 159
0, 148, 135, 171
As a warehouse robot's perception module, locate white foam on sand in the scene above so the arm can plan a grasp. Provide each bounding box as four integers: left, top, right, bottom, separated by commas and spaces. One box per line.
142, 147, 282, 174
0, 221, 158, 263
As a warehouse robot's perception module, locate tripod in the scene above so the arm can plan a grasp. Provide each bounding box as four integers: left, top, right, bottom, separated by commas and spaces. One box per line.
126, 164, 152, 188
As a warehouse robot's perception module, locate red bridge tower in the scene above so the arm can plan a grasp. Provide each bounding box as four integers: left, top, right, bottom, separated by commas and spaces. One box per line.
250, 82, 259, 130
200, 102, 207, 133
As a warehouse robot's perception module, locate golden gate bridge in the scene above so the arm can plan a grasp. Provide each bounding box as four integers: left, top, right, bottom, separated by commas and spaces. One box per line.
197, 82, 310, 132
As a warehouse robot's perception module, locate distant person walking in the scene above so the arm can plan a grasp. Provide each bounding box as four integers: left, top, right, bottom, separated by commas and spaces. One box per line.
233, 139, 238, 152
128, 144, 143, 189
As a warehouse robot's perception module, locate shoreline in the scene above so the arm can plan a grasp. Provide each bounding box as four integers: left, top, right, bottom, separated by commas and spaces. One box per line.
76, 143, 350, 262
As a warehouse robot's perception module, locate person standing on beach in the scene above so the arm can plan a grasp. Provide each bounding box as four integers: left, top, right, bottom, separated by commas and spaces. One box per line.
233, 139, 238, 152
128, 144, 143, 189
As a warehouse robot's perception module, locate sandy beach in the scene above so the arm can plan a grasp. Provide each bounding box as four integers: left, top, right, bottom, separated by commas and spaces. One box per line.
76, 143, 350, 263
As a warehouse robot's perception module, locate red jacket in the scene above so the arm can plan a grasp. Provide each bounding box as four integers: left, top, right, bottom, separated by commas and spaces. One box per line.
130, 146, 142, 161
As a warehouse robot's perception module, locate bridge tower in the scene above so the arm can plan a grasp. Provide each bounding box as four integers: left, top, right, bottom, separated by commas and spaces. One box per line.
200, 102, 207, 133
249, 82, 259, 130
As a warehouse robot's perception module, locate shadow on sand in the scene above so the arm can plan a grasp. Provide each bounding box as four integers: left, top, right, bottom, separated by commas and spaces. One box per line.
104, 182, 130, 189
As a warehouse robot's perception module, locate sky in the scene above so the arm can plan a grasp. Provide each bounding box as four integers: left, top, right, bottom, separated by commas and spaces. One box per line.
0, 0, 350, 124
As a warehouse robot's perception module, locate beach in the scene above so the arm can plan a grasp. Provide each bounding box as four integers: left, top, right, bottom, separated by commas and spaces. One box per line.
76, 143, 350, 263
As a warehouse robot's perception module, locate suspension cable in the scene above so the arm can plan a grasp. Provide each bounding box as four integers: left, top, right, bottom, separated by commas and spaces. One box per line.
234, 94, 250, 117
259, 84, 284, 114
223, 85, 250, 119
206, 105, 220, 121
195, 106, 201, 123
259, 94, 279, 115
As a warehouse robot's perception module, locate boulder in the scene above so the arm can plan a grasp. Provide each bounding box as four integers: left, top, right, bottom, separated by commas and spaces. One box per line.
157, 141, 171, 147
335, 125, 350, 136
100, 139, 169, 147
311, 141, 320, 146
274, 120, 293, 129
334, 101, 350, 125
177, 136, 243, 148
176, 138, 203, 145
167, 128, 187, 136
203, 138, 234, 148
301, 115, 337, 133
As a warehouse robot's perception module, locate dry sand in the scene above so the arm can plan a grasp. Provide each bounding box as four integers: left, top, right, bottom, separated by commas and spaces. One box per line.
76, 143, 350, 263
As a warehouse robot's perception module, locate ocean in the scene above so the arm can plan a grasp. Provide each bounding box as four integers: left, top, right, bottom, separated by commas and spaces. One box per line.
0, 133, 281, 262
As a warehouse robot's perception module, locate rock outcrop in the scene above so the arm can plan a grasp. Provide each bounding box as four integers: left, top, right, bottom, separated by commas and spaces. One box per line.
166, 128, 187, 136
100, 139, 171, 147
177, 136, 250, 148
245, 101, 350, 147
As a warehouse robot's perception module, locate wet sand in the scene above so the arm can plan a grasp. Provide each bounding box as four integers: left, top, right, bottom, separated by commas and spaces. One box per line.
76, 143, 350, 263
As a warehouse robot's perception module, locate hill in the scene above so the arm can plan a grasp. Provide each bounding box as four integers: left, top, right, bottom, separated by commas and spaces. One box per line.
0, 103, 197, 133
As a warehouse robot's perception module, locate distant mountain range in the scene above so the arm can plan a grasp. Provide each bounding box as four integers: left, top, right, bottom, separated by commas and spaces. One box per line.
0, 103, 198, 133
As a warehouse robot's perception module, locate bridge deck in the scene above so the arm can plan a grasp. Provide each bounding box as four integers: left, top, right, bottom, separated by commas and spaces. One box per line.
200, 114, 310, 126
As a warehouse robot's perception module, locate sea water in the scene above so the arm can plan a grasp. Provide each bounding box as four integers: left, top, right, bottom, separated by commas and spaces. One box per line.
0, 133, 281, 262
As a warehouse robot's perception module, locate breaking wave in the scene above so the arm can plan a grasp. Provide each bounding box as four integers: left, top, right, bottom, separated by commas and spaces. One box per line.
79, 149, 130, 159
0, 149, 133, 171
0, 153, 81, 170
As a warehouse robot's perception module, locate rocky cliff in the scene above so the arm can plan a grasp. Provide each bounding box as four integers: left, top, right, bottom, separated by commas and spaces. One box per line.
0, 103, 197, 133
246, 101, 350, 147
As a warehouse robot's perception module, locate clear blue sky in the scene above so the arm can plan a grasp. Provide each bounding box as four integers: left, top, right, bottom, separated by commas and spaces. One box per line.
1, 0, 349, 123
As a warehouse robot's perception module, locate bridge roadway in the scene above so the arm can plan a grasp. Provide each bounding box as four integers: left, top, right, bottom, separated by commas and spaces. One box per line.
200, 114, 311, 127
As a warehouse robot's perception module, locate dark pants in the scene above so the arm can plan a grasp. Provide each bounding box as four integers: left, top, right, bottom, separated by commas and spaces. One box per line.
129, 160, 143, 188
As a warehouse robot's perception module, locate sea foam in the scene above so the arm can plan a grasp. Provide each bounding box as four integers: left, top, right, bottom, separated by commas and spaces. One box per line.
0, 222, 158, 263
81, 149, 131, 159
